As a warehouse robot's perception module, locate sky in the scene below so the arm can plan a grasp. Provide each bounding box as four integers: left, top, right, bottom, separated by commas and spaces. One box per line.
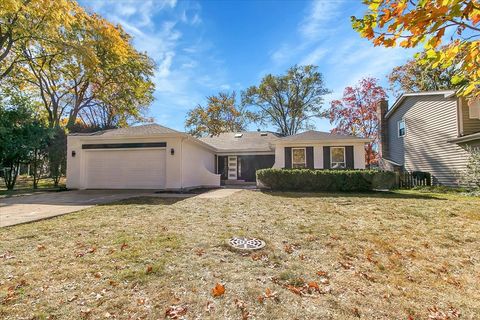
80, 0, 416, 132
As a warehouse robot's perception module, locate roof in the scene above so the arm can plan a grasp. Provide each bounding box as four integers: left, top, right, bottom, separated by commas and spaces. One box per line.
385, 90, 457, 119
278, 130, 371, 143
69, 124, 181, 137
199, 131, 280, 152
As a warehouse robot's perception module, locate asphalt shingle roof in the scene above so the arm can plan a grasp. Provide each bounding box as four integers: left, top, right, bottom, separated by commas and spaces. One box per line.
199, 131, 280, 151
281, 130, 364, 141
69, 124, 180, 137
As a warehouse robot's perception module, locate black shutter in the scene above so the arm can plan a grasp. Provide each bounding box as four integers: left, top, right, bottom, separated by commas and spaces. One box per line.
323, 146, 331, 169
306, 147, 314, 169
284, 147, 292, 169
346, 146, 354, 169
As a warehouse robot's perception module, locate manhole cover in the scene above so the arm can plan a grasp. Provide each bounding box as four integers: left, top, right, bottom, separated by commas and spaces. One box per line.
228, 237, 266, 251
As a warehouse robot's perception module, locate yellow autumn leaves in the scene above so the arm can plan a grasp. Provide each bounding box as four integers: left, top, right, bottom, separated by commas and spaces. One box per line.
352, 0, 480, 97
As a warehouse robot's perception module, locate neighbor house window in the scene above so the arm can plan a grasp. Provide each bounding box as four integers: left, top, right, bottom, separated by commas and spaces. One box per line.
398, 119, 406, 137
331, 147, 345, 169
292, 148, 306, 168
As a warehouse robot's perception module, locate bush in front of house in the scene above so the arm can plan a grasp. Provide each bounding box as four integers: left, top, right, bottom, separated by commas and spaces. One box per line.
256, 169, 397, 192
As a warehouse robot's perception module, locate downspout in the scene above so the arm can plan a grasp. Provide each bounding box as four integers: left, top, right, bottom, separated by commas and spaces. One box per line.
180, 136, 184, 191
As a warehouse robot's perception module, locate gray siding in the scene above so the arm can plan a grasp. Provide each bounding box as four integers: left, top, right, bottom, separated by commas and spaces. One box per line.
459, 97, 480, 136
387, 95, 471, 186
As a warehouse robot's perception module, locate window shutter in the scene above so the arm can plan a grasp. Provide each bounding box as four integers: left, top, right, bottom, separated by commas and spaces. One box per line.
346, 146, 354, 169
306, 147, 314, 169
323, 146, 330, 169
284, 147, 292, 168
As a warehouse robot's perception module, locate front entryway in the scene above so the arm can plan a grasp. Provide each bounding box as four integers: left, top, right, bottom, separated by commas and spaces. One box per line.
217, 154, 275, 183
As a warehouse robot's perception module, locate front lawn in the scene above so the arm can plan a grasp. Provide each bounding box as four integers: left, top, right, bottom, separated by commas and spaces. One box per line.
0, 175, 66, 197
1, 190, 479, 319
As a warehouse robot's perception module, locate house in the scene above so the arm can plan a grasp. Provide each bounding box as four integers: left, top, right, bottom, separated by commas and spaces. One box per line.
66, 124, 370, 190
377, 90, 480, 186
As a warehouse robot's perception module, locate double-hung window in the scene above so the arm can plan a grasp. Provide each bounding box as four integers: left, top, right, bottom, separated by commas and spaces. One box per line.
398, 119, 406, 137
331, 147, 345, 169
292, 148, 306, 168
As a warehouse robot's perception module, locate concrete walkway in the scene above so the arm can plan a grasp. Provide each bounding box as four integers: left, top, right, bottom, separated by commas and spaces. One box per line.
196, 188, 244, 199
0, 190, 191, 227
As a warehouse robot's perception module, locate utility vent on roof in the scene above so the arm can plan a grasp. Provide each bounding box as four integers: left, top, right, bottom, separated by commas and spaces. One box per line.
234, 133, 243, 138
260, 133, 268, 136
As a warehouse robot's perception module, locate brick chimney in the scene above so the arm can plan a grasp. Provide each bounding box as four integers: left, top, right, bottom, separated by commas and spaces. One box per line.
376, 99, 389, 160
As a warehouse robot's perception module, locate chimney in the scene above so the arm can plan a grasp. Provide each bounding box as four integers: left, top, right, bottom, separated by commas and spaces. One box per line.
376, 99, 389, 160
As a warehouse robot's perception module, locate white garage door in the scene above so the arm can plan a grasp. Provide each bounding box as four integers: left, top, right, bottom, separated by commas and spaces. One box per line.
84, 149, 166, 189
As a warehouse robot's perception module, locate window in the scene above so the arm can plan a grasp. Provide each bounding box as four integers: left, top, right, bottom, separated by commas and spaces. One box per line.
292, 148, 306, 168
331, 147, 345, 169
398, 119, 406, 137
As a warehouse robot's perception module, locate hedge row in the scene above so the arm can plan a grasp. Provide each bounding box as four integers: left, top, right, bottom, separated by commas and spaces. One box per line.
256, 169, 397, 192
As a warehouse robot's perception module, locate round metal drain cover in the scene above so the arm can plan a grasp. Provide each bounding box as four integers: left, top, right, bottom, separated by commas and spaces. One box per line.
228, 237, 266, 251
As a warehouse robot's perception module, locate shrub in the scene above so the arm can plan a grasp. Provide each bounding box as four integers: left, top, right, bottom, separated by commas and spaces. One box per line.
256, 169, 396, 192
460, 147, 480, 190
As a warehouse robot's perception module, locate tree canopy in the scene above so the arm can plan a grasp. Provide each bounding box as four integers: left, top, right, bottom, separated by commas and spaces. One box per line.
185, 92, 253, 137
1, 0, 155, 130
325, 78, 387, 165
352, 0, 480, 97
242, 65, 330, 136
388, 48, 465, 96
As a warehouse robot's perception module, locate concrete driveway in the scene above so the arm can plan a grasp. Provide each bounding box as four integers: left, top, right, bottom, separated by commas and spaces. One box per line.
0, 190, 188, 227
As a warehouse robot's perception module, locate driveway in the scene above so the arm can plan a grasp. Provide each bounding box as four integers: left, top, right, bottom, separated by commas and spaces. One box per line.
0, 190, 190, 227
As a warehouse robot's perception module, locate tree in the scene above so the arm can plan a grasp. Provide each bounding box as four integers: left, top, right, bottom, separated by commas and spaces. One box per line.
186, 92, 253, 137
352, 0, 480, 97
0, 92, 49, 190
0, 0, 78, 80
11, 7, 155, 130
242, 65, 331, 136
325, 78, 387, 165
388, 49, 465, 97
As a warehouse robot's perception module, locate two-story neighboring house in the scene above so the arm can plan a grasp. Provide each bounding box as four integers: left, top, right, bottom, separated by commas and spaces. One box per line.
377, 90, 480, 186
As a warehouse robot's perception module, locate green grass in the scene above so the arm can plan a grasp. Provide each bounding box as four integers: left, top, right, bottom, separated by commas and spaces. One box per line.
0, 190, 479, 319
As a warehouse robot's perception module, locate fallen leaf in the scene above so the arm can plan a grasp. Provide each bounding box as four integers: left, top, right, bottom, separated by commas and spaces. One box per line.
146, 265, 153, 274
308, 281, 320, 291
316, 271, 329, 277
195, 248, 206, 256
165, 305, 188, 319
286, 285, 303, 296
205, 301, 215, 313
37, 244, 46, 251
353, 307, 360, 318
87, 247, 96, 254
211, 283, 225, 297
284, 244, 294, 254
234, 299, 250, 320
120, 243, 128, 251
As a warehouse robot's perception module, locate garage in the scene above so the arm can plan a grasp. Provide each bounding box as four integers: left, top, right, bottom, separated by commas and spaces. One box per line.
84, 148, 166, 189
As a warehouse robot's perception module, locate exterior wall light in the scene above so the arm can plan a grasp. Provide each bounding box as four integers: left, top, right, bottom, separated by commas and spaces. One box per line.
170, 148, 175, 155
72, 150, 76, 157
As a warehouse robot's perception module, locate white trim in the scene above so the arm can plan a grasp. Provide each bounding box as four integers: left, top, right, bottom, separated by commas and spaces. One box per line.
385, 90, 457, 119
330, 146, 346, 169
291, 147, 307, 168
397, 119, 406, 137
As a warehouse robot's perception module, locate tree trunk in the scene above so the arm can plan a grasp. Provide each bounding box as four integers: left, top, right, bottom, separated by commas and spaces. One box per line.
32, 148, 39, 189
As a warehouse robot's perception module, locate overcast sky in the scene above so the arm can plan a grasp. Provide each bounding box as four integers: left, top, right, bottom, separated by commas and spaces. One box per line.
80, 0, 415, 132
